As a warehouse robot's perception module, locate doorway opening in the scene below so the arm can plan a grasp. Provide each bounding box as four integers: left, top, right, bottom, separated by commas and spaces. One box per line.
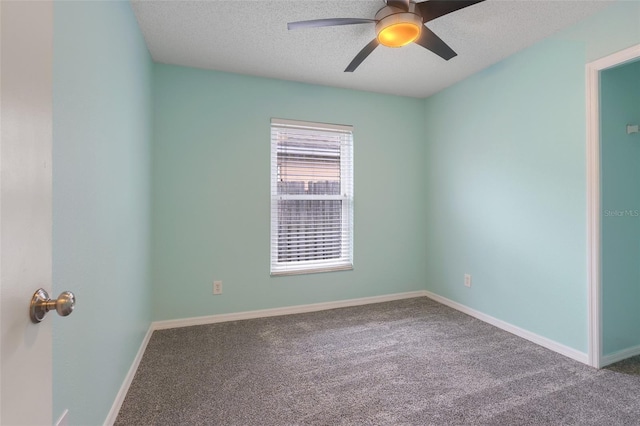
587, 44, 640, 368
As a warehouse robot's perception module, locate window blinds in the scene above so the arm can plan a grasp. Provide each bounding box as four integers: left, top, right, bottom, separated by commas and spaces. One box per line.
270, 119, 354, 275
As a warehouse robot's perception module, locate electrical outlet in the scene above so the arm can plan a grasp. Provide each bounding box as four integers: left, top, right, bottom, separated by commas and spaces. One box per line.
464, 274, 472, 288
213, 280, 223, 295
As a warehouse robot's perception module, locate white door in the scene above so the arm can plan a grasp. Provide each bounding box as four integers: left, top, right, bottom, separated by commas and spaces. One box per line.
1, 1, 54, 424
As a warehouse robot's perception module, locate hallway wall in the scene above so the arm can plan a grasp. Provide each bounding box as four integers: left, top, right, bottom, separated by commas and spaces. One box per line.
601, 59, 640, 356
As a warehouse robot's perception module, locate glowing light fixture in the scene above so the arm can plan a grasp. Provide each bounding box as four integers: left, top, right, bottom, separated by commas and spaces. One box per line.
375, 12, 422, 48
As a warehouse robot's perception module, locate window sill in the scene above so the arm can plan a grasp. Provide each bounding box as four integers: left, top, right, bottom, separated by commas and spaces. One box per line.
270, 264, 353, 277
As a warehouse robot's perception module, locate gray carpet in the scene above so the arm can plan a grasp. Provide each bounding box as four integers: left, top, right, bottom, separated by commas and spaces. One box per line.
115, 297, 640, 425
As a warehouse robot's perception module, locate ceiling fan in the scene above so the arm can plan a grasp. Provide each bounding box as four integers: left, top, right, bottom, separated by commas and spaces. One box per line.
287, 0, 485, 72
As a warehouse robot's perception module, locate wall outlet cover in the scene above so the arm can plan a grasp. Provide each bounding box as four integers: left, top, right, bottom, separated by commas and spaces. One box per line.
464, 274, 472, 288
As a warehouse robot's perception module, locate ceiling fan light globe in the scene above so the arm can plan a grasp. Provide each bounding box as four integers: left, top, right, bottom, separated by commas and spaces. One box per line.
375, 12, 422, 48
377, 23, 421, 47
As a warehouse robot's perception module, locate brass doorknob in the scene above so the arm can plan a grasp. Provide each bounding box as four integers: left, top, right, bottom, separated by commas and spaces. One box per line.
29, 288, 76, 323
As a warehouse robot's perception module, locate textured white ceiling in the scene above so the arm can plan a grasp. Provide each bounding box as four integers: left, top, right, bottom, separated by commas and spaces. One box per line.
131, 0, 613, 98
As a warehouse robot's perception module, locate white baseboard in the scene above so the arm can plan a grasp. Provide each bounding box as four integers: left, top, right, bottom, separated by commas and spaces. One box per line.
153, 290, 589, 366
152, 290, 428, 330
422, 290, 589, 365
106, 288, 592, 425
601, 344, 640, 367
103, 326, 154, 426
103, 291, 426, 425
54, 409, 69, 426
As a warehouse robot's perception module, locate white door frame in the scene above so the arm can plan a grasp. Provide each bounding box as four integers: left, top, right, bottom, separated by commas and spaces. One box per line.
586, 44, 640, 368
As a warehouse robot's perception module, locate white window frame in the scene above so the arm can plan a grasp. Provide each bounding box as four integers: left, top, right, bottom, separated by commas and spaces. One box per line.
270, 118, 354, 276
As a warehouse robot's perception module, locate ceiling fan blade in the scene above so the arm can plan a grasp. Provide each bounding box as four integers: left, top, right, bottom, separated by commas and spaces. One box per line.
416, 0, 485, 23
288, 18, 376, 30
386, 0, 410, 11
345, 39, 379, 72
414, 26, 457, 60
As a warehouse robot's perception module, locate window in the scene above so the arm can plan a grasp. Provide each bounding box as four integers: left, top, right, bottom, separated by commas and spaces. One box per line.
270, 119, 353, 275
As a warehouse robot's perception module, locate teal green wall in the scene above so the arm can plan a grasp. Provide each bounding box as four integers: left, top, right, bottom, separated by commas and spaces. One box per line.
423, 2, 640, 353
601, 60, 640, 356
50, 1, 640, 423
152, 65, 427, 320
53, 1, 153, 425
